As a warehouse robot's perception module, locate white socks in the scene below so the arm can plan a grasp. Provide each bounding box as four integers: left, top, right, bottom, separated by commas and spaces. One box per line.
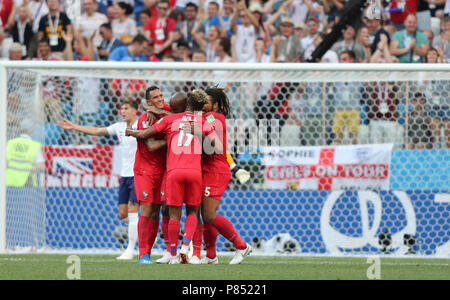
125, 213, 138, 253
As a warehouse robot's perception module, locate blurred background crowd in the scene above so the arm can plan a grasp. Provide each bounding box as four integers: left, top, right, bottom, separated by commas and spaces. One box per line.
2, 0, 449, 152
0, 0, 449, 63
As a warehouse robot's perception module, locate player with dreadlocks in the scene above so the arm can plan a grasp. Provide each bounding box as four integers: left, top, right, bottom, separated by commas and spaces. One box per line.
190, 87, 252, 265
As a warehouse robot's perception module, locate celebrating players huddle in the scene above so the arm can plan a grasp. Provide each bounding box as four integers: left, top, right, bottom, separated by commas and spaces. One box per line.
58, 85, 251, 264
126, 86, 252, 265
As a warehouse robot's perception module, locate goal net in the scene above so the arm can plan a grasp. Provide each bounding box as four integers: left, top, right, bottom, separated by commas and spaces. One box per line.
0, 61, 449, 257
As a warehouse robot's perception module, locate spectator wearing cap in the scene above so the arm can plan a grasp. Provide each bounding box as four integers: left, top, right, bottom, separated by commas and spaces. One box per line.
230, 0, 259, 62
111, 2, 138, 44
144, 0, 177, 57
266, 0, 292, 36
294, 22, 307, 40
249, 1, 272, 49
301, 16, 320, 52
364, 4, 391, 56
331, 24, 366, 62
270, 15, 303, 62
173, 2, 200, 50
97, 23, 126, 61
390, 14, 430, 63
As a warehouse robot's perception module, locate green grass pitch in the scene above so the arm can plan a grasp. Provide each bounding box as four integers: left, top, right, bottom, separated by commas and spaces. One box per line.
0, 254, 449, 280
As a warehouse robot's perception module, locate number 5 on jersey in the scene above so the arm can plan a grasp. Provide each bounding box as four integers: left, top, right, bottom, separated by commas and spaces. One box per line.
204, 187, 211, 197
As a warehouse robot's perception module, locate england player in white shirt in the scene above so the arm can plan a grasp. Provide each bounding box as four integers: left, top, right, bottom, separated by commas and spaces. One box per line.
58, 99, 140, 260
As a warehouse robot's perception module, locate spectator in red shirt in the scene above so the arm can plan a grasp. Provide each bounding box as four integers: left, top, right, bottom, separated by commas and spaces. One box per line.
144, 0, 177, 58
388, 0, 417, 30
0, 0, 13, 30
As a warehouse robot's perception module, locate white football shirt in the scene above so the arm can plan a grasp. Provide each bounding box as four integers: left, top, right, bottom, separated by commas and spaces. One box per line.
107, 121, 138, 177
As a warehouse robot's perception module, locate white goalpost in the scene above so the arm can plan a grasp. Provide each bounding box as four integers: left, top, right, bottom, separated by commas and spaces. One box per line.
0, 61, 449, 257
0, 64, 7, 254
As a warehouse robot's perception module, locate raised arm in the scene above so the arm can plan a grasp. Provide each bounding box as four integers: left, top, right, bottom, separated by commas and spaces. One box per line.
58, 119, 109, 136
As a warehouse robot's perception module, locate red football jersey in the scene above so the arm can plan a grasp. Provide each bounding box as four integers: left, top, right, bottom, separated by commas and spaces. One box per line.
151, 111, 208, 173
133, 103, 171, 176
201, 112, 230, 175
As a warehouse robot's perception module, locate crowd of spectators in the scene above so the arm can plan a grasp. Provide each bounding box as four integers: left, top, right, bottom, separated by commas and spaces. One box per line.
1, 0, 449, 63
1, 0, 449, 150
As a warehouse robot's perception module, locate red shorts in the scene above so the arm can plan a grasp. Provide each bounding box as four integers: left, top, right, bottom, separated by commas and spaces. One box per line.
134, 172, 164, 204
166, 169, 202, 207
202, 171, 231, 201
160, 172, 167, 202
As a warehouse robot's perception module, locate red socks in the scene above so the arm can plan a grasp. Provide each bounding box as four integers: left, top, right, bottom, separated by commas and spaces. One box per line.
138, 215, 159, 258
192, 223, 204, 258
168, 216, 199, 256
162, 215, 170, 252
168, 219, 181, 256
182, 215, 198, 247
203, 223, 218, 259
211, 214, 247, 250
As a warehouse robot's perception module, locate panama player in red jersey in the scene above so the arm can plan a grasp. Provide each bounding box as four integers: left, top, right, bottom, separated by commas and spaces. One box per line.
133, 86, 173, 264
127, 90, 217, 264
147, 91, 190, 264
195, 87, 252, 265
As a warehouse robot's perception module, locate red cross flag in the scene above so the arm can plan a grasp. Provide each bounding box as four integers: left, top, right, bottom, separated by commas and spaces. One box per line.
262, 144, 393, 190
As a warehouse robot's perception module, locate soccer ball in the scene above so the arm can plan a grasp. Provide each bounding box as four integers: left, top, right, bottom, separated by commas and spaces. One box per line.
113, 226, 128, 244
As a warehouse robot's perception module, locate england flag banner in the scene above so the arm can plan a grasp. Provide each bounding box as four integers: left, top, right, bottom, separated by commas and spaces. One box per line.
262, 144, 394, 190
42, 145, 122, 187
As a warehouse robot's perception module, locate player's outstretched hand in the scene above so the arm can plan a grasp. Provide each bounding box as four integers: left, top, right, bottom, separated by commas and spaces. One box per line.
58, 119, 76, 130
